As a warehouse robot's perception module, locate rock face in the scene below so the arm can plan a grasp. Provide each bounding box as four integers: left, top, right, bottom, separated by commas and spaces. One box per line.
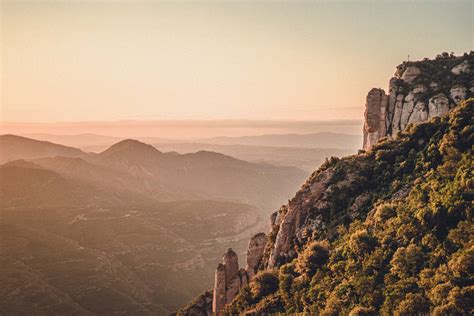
400, 65, 421, 83
245, 233, 267, 279
363, 88, 388, 151
451, 60, 470, 75
212, 264, 226, 315
428, 94, 450, 119
362, 53, 474, 150
211, 234, 267, 315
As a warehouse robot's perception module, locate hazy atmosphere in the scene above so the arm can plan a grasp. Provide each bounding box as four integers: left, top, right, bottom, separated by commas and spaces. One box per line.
2, 1, 472, 128
1, 1, 473, 315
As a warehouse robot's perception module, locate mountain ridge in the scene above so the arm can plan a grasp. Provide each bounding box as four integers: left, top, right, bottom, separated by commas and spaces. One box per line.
178, 53, 474, 316
0, 134, 88, 163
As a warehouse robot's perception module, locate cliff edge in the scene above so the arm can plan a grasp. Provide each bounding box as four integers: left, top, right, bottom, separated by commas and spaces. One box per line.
178, 53, 474, 316
363, 52, 473, 150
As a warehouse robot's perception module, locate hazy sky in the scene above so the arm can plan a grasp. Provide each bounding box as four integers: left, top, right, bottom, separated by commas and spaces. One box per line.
1, 0, 473, 123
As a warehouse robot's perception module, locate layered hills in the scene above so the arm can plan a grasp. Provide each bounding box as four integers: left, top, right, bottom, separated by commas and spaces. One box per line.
0, 135, 308, 313
1, 135, 307, 210
0, 134, 88, 164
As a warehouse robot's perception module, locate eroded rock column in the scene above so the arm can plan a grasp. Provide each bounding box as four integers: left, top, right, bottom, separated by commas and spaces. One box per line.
363, 88, 388, 150
212, 264, 226, 315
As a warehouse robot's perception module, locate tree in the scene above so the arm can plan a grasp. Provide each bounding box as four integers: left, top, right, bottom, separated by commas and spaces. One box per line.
295, 241, 330, 276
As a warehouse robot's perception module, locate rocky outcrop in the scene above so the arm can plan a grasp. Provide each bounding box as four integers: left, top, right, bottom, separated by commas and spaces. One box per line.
400, 65, 421, 83
450, 85, 467, 105
363, 88, 388, 151
362, 53, 474, 150
212, 263, 226, 314
267, 158, 367, 269
428, 93, 450, 119
211, 234, 267, 315
245, 233, 267, 279
451, 60, 470, 75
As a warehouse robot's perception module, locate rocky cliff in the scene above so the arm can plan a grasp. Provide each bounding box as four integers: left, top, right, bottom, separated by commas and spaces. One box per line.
363, 52, 473, 150
178, 234, 267, 316
178, 53, 474, 315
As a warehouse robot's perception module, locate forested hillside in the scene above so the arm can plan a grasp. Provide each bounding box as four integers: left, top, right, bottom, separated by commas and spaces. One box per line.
226, 99, 473, 315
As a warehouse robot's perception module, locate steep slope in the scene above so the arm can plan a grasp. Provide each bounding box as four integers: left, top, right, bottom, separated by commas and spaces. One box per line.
220, 99, 473, 315
0, 134, 88, 163
179, 54, 473, 315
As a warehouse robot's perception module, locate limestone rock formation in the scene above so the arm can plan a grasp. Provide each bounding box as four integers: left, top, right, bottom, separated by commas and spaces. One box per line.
212, 263, 226, 315
269, 166, 336, 268
401, 65, 421, 83
451, 60, 470, 75
223, 248, 239, 283
428, 94, 449, 119
362, 53, 474, 150
450, 85, 467, 105
363, 88, 388, 151
245, 233, 267, 279
211, 233, 268, 315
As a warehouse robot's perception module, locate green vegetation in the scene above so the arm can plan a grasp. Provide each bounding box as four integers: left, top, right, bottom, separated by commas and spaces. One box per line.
227, 99, 473, 315
396, 51, 474, 104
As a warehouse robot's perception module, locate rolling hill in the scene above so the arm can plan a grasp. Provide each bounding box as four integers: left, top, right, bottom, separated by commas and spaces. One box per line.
0, 134, 88, 164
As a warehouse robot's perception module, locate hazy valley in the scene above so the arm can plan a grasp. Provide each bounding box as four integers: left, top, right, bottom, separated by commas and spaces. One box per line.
0, 133, 346, 313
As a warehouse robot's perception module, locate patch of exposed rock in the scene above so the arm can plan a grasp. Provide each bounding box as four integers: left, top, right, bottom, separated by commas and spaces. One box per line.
451, 60, 470, 75
363, 88, 388, 151
245, 233, 267, 279
212, 234, 267, 315
401, 65, 421, 83
362, 53, 474, 150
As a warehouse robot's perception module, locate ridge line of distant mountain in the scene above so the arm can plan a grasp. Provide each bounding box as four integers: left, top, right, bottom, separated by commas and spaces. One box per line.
14, 131, 361, 150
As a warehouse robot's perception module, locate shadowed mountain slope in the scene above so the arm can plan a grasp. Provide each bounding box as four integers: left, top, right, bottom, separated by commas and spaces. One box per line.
0, 134, 88, 164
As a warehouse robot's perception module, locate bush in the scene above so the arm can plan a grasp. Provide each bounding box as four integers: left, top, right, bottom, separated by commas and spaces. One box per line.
349, 230, 377, 256
250, 271, 279, 300
374, 203, 397, 223
394, 293, 430, 315
390, 244, 425, 277
295, 241, 330, 276
348, 306, 377, 316
253, 294, 285, 314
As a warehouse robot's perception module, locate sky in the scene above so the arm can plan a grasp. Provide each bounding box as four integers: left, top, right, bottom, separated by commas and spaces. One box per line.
1, 0, 473, 127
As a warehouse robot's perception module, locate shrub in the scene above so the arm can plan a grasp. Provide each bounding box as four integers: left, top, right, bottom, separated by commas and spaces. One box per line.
295, 241, 330, 276
390, 244, 425, 277
394, 293, 430, 315
348, 305, 377, 316
374, 203, 397, 223
250, 271, 279, 300
349, 229, 377, 256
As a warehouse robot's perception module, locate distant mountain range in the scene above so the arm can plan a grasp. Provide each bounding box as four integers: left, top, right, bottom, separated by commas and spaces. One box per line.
22, 131, 361, 151
0, 133, 310, 313
1, 135, 306, 210
152, 143, 354, 173
199, 132, 361, 149
0, 134, 88, 164
16, 132, 360, 173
